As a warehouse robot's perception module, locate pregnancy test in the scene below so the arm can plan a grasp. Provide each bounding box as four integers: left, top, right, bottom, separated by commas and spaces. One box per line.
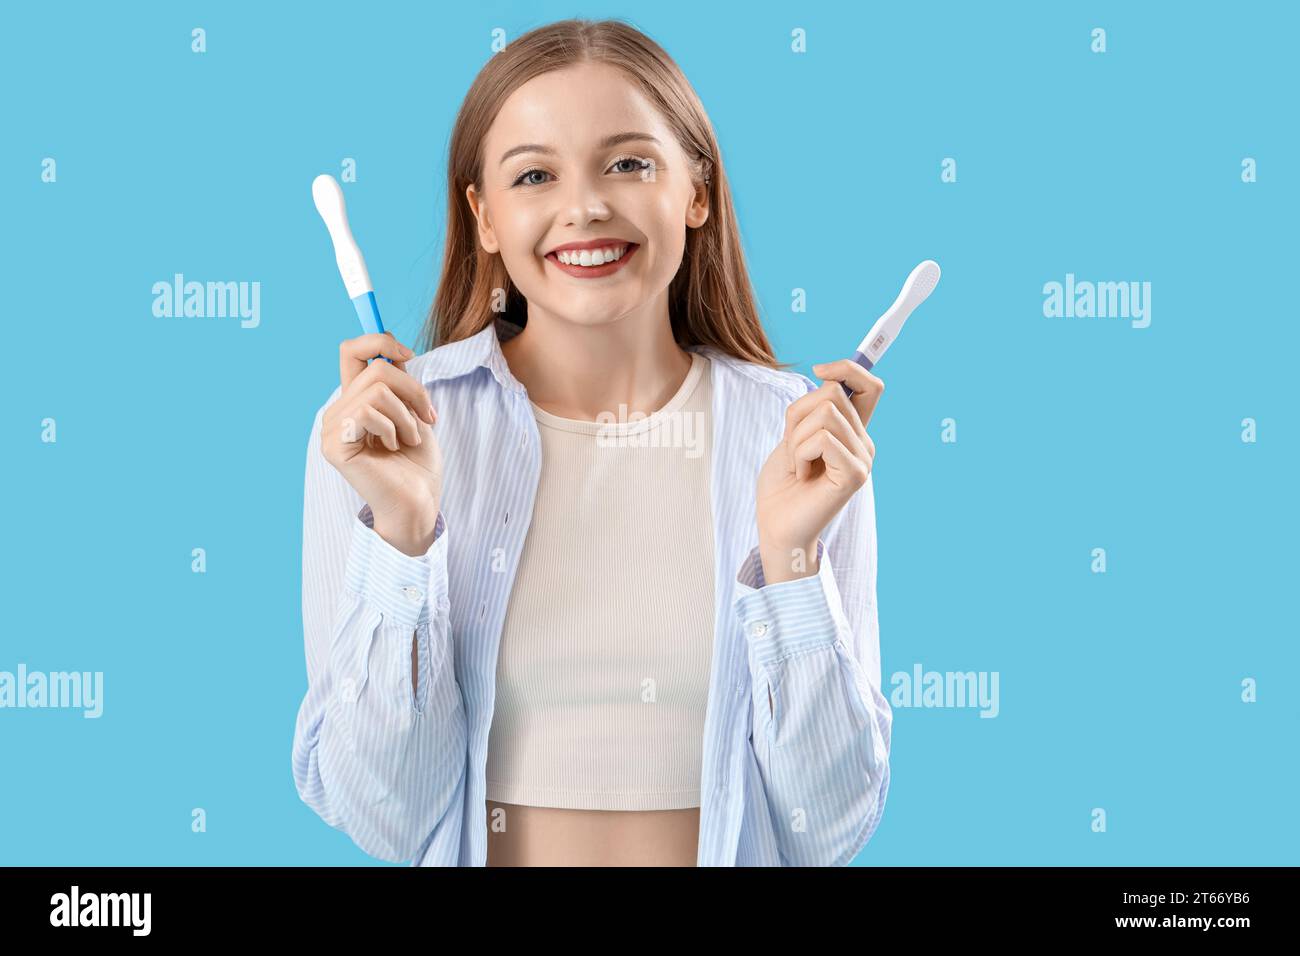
841, 259, 941, 398
311, 174, 392, 363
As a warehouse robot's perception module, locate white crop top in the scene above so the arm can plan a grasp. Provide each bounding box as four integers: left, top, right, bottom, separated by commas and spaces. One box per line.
485, 351, 715, 811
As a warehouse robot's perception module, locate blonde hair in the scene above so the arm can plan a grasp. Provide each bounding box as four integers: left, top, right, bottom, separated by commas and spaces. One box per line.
419, 17, 784, 368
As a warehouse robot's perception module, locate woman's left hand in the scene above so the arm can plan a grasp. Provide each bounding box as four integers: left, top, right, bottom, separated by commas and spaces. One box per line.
754, 359, 884, 584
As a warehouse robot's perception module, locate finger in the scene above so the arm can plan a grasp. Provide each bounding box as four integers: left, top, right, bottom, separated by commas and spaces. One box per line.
383, 331, 413, 375
812, 359, 885, 429
364, 381, 423, 447
340, 333, 416, 391
792, 428, 829, 483
792, 434, 810, 483
377, 335, 410, 374
785, 400, 868, 486
822, 428, 871, 487
794, 428, 870, 490
783, 379, 867, 450
353, 403, 400, 452
789, 396, 871, 467
347, 353, 437, 425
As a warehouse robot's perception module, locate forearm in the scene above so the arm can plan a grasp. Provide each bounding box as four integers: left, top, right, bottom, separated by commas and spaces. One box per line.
294, 505, 462, 862
733, 539, 892, 865
375, 512, 439, 695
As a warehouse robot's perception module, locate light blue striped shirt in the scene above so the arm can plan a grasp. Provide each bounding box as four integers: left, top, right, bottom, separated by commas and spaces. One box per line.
292, 318, 892, 866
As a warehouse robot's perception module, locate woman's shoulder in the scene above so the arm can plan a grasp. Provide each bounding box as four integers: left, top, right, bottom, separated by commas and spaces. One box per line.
690, 345, 815, 404
403, 330, 500, 387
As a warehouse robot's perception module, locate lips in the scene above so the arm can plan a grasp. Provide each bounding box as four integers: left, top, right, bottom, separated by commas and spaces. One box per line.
544, 242, 640, 279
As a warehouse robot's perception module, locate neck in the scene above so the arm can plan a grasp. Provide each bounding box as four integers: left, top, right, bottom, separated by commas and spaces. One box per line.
502, 293, 693, 421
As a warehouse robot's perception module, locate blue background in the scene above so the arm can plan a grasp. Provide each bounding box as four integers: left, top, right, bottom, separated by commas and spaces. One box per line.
2, 0, 1295, 865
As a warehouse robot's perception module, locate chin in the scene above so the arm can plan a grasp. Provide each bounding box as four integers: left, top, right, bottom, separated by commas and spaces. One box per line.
545, 299, 643, 328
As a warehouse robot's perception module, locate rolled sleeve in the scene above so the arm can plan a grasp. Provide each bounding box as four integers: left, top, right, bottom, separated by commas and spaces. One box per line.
344, 504, 450, 633
732, 539, 846, 667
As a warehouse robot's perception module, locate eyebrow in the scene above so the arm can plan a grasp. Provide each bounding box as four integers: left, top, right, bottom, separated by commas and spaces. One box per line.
498, 132, 662, 167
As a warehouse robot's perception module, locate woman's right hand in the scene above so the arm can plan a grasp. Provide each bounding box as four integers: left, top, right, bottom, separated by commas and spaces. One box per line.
321, 332, 443, 556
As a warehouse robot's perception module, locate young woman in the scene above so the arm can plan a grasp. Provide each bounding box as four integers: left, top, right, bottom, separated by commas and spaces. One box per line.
292, 18, 892, 867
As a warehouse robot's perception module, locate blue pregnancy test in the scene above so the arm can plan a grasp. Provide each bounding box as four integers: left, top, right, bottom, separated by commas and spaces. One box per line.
841, 259, 941, 397
312, 174, 393, 363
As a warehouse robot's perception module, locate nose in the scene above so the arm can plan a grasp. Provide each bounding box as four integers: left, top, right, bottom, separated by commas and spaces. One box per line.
558, 169, 612, 228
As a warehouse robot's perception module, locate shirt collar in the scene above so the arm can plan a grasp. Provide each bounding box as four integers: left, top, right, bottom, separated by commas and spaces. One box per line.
415, 317, 529, 394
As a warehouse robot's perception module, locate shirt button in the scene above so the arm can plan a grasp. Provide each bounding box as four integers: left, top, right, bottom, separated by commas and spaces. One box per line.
402, 586, 423, 602
340, 678, 357, 704
749, 622, 769, 638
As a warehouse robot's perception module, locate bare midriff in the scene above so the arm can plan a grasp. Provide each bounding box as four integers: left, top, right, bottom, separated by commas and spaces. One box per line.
485, 799, 700, 866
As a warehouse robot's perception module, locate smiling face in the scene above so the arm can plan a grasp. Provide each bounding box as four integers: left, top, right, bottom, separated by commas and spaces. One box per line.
466, 61, 709, 329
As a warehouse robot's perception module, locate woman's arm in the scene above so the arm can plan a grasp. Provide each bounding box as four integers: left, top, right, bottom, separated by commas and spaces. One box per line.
733, 472, 891, 866
291, 395, 468, 863
743, 351, 893, 866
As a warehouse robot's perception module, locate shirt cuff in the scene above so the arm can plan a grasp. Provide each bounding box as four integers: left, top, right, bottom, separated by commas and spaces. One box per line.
732, 539, 845, 667
344, 503, 449, 633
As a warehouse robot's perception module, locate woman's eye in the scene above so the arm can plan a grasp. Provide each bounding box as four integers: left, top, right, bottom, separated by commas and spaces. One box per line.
513, 168, 551, 187
511, 157, 651, 188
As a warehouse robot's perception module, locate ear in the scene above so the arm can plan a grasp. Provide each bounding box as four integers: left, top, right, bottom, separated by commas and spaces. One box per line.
685, 178, 710, 230
465, 183, 500, 254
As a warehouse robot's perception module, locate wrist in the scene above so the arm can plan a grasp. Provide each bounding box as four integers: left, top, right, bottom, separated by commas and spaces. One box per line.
758, 537, 819, 585
373, 502, 441, 557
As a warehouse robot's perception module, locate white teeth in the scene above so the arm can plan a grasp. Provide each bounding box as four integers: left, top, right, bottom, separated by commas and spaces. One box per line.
556, 244, 628, 266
